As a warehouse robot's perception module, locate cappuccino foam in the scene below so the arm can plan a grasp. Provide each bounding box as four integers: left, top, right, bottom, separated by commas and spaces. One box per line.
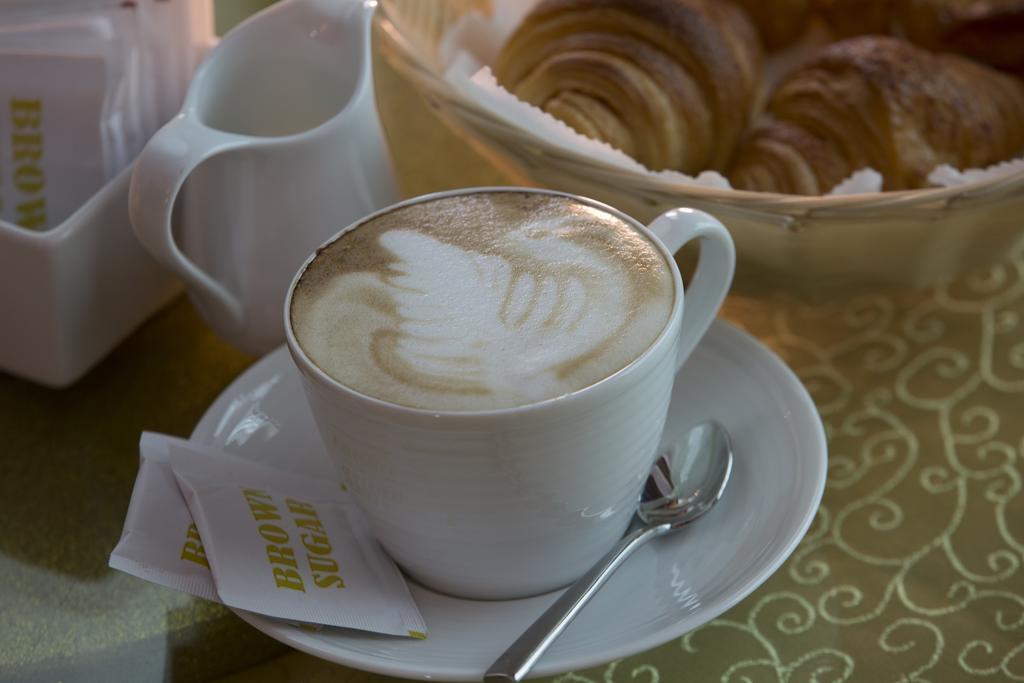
291, 192, 674, 411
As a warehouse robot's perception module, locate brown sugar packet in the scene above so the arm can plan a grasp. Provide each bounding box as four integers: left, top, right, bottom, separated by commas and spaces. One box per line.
109, 433, 218, 602
167, 439, 427, 637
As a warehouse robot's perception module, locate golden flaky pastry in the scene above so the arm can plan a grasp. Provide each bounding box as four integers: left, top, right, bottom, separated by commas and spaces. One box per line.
728, 36, 1024, 194
819, 0, 1024, 75
732, 0, 814, 49
493, 0, 762, 174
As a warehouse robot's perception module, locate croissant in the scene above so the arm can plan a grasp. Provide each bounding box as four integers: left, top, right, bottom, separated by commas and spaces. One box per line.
493, 0, 762, 174
731, 0, 814, 49
817, 0, 897, 37
898, 0, 1024, 76
818, 0, 1024, 75
728, 36, 1024, 194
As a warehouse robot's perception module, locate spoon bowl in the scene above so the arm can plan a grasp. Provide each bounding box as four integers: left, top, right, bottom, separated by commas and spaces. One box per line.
485, 420, 734, 682
640, 420, 733, 527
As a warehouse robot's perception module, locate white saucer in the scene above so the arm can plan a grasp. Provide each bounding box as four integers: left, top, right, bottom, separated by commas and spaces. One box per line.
190, 321, 827, 681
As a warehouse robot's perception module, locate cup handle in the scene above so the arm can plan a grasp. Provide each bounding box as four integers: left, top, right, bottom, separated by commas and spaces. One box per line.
647, 208, 736, 373
128, 114, 251, 329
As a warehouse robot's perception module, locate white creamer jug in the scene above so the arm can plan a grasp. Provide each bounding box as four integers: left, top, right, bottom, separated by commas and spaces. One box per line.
130, 0, 398, 354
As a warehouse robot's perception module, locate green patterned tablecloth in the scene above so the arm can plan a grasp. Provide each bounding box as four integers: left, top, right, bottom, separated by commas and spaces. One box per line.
1, 4, 1022, 682
213, 239, 1024, 683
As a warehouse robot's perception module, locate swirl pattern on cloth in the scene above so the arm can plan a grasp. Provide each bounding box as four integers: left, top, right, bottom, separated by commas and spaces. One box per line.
554, 235, 1024, 682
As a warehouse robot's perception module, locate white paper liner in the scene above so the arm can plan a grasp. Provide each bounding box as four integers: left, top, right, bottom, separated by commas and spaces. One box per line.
827, 169, 884, 196
929, 157, 1024, 187
438, 0, 1024, 196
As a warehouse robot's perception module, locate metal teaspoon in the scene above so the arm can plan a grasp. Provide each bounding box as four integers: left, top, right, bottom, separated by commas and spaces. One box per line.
484, 420, 734, 682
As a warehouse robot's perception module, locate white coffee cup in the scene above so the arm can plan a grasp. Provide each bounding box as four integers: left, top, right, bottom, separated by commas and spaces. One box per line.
285, 187, 735, 600
129, 0, 397, 354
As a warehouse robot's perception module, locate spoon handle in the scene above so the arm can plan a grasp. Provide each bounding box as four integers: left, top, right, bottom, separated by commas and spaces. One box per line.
484, 524, 667, 682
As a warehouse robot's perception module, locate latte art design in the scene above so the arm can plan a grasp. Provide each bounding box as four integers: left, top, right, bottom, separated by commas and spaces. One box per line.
370, 228, 627, 398
291, 194, 673, 411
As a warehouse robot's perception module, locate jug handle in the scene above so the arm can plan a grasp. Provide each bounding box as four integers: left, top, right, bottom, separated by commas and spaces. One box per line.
129, 114, 251, 329
646, 208, 735, 373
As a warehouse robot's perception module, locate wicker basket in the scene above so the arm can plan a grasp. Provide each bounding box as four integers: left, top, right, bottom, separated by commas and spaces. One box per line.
374, 0, 1024, 298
